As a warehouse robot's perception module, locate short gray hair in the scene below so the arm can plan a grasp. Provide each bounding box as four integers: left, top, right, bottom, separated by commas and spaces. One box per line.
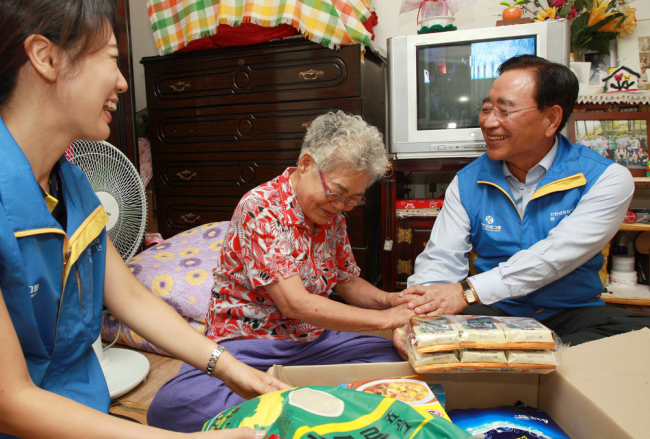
298, 111, 388, 184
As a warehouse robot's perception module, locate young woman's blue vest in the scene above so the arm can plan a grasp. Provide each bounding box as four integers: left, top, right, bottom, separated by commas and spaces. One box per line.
457, 135, 613, 319
0, 116, 109, 438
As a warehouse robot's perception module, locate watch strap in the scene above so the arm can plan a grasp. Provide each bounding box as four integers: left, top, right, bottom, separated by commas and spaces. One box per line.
460, 279, 477, 304
205, 345, 227, 377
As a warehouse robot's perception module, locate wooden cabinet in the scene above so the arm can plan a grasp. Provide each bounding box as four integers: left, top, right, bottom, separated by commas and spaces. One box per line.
141, 39, 386, 284
381, 158, 473, 292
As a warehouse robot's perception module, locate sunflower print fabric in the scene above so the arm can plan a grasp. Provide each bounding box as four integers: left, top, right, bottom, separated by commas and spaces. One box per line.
101, 221, 230, 355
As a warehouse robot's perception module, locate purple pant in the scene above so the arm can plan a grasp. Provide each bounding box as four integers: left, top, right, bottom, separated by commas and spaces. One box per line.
147, 330, 402, 432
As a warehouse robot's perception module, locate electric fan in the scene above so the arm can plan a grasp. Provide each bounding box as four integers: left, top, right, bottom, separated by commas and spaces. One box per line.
67, 140, 150, 399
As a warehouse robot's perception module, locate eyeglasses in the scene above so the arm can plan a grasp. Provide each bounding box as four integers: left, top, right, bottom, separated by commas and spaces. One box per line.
476, 104, 539, 122
318, 170, 366, 207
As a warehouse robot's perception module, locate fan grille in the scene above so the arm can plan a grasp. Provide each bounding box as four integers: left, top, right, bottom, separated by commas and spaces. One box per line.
67, 140, 147, 261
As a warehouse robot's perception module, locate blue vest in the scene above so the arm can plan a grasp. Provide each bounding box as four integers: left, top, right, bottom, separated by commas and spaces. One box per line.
457, 135, 612, 319
0, 116, 109, 438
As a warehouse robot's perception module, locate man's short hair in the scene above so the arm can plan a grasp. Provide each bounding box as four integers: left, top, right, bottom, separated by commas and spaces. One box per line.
498, 55, 578, 134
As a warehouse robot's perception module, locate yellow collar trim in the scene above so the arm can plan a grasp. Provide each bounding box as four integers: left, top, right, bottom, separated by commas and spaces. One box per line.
63, 206, 109, 284
44, 194, 59, 213
531, 173, 586, 200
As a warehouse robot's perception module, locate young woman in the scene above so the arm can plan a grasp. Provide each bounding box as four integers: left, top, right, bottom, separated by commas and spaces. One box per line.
0, 1, 288, 438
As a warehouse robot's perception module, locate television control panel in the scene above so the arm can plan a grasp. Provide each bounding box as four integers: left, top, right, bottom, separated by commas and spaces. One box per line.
430, 143, 487, 151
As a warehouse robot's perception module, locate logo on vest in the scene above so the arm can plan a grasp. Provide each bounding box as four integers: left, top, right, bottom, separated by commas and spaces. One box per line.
481, 216, 502, 232
29, 284, 39, 298
550, 208, 574, 222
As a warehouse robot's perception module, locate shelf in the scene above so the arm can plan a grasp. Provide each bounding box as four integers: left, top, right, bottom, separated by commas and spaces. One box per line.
619, 223, 650, 231
576, 91, 650, 105
634, 177, 650, 186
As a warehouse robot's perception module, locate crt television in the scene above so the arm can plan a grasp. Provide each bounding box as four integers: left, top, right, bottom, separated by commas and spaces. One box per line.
387, 20, 570, 159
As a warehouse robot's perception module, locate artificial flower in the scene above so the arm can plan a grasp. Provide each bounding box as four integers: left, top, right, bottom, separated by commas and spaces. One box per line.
617, 7, 637, 36
588, 0, 614, 27
535, 6, 557, 21
524, 0, 637, 59
598, 15, 623, 32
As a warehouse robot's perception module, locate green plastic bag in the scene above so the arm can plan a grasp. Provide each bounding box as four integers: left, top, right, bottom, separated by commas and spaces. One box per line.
203, 386, 471, 439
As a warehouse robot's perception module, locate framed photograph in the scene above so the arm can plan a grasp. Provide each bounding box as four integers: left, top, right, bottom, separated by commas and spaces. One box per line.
568, 112, 650, 176
584, 51, 612, 86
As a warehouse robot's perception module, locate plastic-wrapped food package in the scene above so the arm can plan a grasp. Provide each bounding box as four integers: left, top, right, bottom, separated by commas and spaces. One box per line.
459, 349, 507, 368
409, 316, 462, 352
203, 386, 472, 439
496, 316, 556, 349
506, 350, 557, 369
453, 316, 507, 349
448, 401, 570, 439
403, 316, 566, 373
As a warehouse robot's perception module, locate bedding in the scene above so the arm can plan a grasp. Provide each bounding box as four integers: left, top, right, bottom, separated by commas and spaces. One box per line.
146, 0, 377, 56
101, 221, 230, 355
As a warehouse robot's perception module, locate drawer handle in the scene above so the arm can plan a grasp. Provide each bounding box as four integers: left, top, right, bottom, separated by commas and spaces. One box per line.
397, 260, 413, 275
298, 69, 324, 81
384, 161, 394, 178
177, 170, 197, 181
181, 213, 201, 224
171, 81, 190, 92
397, 227, 412, 244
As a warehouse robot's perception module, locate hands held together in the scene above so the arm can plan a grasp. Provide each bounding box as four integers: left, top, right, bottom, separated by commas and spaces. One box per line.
383, 282, 469, 330
400, 282, 469, 316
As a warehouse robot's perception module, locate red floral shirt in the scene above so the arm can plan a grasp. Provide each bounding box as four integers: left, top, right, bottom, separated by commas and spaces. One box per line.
205, 168, 360, 343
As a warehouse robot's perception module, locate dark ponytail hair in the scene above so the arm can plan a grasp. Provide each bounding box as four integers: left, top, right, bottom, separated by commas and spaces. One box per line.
0, 0, 118, 107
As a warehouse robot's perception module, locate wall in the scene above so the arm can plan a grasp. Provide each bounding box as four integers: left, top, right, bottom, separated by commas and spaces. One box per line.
129, 0, 650, 112
129, 1, 157, 113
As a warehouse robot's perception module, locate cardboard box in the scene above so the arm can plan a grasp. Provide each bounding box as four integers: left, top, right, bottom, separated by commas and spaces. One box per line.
268, 328, 650, 439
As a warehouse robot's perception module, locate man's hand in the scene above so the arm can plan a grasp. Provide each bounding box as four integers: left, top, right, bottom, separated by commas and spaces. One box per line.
399, 283, 468, 316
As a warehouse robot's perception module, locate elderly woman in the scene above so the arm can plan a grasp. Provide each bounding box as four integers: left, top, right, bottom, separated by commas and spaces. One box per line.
148, 111, 419, 432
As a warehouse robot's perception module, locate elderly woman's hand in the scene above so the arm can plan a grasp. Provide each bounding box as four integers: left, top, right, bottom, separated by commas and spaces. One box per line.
383, 302, 418, 329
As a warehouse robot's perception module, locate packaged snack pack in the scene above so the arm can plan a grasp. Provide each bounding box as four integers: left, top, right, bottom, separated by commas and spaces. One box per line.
409, 316, 461, 353
455, 316, 507, 349
404, 316, 565, 373
203, 386, 471, 439
497, 317, 555, 350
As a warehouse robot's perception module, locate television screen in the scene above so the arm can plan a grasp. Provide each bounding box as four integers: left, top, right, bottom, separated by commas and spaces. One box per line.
416, 37, 536, 131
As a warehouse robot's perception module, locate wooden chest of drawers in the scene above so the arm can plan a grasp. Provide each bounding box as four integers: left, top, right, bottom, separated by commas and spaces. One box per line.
141, 39, 386, 284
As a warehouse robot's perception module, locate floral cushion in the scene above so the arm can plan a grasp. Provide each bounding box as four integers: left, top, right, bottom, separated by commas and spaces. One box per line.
101, 221, 230, 355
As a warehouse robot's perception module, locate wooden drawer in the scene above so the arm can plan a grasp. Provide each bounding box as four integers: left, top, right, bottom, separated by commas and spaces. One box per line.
148, 98, 362, 153
155, 196, 243, 236
142, 42, 363, 110
395, 217, 437, 288
152, 153, 297, 197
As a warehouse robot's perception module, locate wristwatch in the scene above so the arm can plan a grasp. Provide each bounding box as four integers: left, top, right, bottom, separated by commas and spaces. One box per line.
205, 345, 227, 377
460, 279, 479, 305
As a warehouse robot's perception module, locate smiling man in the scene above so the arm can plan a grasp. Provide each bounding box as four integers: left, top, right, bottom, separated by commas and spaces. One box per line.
400, 55, 650, 348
